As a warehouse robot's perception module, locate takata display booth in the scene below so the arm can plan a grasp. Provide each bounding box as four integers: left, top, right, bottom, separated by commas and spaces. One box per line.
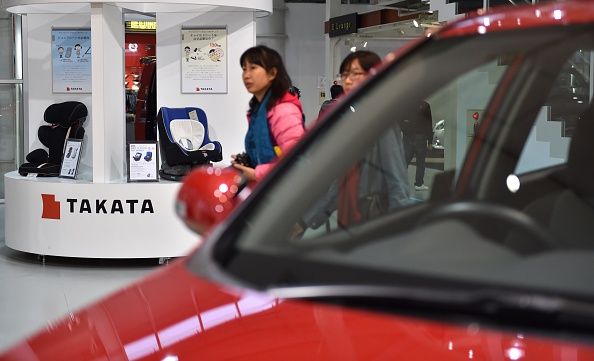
3, 0, 271, 260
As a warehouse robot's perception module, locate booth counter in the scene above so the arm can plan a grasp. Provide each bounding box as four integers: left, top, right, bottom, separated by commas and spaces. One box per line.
5, 171, 197, 259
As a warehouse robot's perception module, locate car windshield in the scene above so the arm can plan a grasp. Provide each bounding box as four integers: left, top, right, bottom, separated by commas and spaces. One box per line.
190, 24, 594, 306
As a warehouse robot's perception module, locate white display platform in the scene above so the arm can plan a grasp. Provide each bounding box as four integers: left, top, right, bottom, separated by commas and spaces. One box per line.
4, 0, 270, 258
5, 171, 200, 258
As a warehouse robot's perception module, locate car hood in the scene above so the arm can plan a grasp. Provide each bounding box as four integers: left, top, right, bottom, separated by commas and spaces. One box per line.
2, 259, 594, 361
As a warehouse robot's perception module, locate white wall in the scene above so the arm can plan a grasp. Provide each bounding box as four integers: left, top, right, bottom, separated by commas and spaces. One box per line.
516, 107, 569, 174
25, 13, 93, 175
283, 3, 326, 126
156, 11, 255, 165
282, 3, 412, 125
256, 0, 286, 58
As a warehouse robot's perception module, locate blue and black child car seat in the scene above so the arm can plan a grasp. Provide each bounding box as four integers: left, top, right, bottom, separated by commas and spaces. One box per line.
18, 101, 87, 177
157, 107, 222, 180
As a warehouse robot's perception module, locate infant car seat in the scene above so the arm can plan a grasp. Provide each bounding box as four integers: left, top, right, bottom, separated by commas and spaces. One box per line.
157, 107, 222, 181
18, 101, 88, 177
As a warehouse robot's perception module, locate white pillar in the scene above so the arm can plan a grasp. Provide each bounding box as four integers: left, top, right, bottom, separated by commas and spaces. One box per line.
325, 0, 343, 94
256, 0, 286, 58
91, 3, 125, 182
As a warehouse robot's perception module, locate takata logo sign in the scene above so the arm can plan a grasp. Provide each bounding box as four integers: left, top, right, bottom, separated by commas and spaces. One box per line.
41, 193, 154, 220
41, 194, 61, 219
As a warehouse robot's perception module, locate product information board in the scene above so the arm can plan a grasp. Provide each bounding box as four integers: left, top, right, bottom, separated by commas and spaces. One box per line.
51, 28, 92, 93
128, 142, 159, 182
59, 138, 83, 179
181, 27, 227, 93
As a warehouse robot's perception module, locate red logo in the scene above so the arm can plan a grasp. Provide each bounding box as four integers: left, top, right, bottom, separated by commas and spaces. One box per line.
472, 112, 480, 120
41, 194, 60, 220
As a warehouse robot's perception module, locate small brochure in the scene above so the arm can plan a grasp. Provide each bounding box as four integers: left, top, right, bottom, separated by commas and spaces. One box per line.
59, 138, 83, 179
128, 141, 159, 182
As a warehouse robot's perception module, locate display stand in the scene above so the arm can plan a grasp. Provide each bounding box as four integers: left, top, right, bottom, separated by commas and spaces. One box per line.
3, 0, 272, 259
5, 172, 197, 258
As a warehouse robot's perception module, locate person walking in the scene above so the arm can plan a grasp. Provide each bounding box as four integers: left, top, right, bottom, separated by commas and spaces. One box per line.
401, 100, 433, 191
231, 45, 305, 182
299, 50, 410, 232
336, 50, 409, 225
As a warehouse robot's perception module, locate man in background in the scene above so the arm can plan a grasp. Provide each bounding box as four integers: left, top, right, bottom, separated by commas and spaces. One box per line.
400, 100, 433, 191
318, 84, 344, 116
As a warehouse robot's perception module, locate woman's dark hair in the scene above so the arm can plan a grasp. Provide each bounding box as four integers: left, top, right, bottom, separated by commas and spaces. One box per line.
339, 50, 381, 74
240, 45, 292, 111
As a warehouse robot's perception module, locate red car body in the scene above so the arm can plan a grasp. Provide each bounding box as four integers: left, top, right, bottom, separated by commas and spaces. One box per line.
5, 260, 594, 361
4, 1, 594, 360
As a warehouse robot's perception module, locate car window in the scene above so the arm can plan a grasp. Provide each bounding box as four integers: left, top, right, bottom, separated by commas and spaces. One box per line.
206, 25, 594, 301
296, 59, 507, 241
515, 49, 591, 174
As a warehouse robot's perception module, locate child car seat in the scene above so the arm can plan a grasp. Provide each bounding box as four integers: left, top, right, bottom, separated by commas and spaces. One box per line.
157, 107, 222, 181
18, 101, 88, 177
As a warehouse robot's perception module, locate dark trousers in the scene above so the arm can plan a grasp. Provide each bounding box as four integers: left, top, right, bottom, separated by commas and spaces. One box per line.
404, 134, 427, 187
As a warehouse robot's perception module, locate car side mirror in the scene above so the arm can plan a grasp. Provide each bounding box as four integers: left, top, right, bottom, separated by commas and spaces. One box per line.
176, 166, 247, 235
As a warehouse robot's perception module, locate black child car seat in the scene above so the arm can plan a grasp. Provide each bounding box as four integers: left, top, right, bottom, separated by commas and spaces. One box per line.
18, 101, 88, 177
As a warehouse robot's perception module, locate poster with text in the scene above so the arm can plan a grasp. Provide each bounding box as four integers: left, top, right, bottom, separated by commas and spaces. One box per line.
181, 27, 227, 93
52, 28, 92, 93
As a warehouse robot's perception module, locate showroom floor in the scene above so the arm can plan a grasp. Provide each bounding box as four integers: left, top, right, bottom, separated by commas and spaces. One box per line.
0, 202, 159, 352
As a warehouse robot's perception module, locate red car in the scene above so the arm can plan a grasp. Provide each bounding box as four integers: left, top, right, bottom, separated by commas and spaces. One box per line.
4, 1, 594, 360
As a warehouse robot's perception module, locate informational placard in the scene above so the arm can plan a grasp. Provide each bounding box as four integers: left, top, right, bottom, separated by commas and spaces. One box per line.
59, 139, 83, 179
181, 27, 227, 93
128, 142, 159, 182
52, 28, 92, 93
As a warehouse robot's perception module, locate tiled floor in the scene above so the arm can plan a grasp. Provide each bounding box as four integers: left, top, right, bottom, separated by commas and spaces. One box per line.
0, 203, 158, 352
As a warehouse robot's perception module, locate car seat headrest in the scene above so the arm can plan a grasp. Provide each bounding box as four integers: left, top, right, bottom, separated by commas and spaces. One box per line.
44, 101, 88, 127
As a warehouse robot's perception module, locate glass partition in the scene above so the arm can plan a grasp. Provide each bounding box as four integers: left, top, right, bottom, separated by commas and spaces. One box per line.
0, 10, 22, 199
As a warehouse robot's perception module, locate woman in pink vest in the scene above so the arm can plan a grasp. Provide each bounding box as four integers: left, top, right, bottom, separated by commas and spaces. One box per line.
232, 45, 305, 182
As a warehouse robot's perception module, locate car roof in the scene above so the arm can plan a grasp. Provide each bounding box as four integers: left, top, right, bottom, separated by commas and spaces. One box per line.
435, 0, 594, 39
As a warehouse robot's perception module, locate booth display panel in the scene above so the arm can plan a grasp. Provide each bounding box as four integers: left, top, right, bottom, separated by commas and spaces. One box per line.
4, 172, 199, 258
